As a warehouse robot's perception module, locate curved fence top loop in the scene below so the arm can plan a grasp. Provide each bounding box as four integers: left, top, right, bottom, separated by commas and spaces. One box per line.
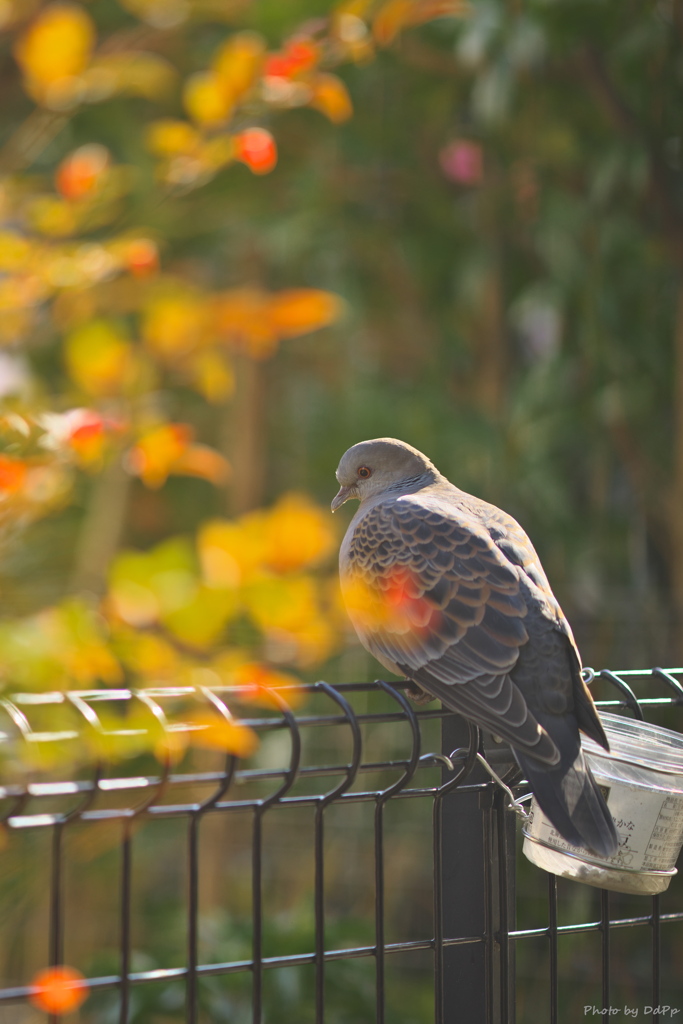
652, 667, 683, 701
437, 722, 481, 797
597, 669, 644, 720
1, 692, 102, 826
372, 679, 422, 800
312, 680, 363, 806
215, 685, 302, 813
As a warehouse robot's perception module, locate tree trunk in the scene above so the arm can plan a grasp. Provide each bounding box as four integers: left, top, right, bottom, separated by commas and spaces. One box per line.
69, 455, 131, 596
224, 354, 267, 516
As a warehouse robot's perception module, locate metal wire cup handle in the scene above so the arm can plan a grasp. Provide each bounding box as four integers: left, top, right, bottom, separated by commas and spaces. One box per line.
442, 747, 533, 825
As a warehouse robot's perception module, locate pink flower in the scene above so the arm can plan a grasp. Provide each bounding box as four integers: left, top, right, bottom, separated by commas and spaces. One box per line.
439, 140, 483, 185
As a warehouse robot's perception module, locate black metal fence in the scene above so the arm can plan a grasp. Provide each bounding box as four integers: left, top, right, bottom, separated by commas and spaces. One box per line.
0, 668, 682, 1022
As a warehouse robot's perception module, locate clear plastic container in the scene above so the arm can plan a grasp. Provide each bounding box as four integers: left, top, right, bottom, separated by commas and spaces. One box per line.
522, 712, 683, 894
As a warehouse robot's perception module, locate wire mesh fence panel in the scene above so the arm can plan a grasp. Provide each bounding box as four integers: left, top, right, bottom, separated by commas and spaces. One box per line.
0, 669, 681, 1023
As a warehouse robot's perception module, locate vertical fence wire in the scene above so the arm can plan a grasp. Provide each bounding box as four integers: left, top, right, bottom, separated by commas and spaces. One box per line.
548, 873, 558, 1024
249, 691, 301, 1024
651, 894, 661, 1010
119, 822, 133, 1024
313, 682, 363, 1024
434, 720, 480, 1024
600, 890, 611, 1011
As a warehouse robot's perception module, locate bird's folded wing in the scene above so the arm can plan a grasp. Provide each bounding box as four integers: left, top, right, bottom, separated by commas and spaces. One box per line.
342, 495, 559, 763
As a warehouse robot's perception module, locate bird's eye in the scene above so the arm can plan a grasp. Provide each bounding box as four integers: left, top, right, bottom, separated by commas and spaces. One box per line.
358, 466, 372, 479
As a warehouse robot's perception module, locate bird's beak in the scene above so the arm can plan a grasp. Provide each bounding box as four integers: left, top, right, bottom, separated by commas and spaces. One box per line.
331, 484, 354, 512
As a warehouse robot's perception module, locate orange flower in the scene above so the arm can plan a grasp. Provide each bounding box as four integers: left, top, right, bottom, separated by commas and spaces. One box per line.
173, 444, 230, 486
0, 455, 28, 493
212, 287, 278, 359
69, 418, 105, 462
186, 711, 259, 757
234, 128, 277, 175
268, 289, 344, 338
29, 965, 87, 1015
128, 424, 229, 489
126, 238, 159, 277
55, 144, 110, 200
229, 661, 304, 708
128, 423, 193, 488
264, 39, 318, 80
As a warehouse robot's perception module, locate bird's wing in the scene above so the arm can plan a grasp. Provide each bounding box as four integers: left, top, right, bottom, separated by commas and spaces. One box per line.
342, 493, 560, 763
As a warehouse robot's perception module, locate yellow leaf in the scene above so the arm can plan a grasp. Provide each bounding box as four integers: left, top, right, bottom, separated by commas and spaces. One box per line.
198, 134, 237, 172
15, 3, 95, 104
190, 349, 235, 403
212, 31, 265, 99
162, 585, 237, 648
52, 598, 122, 686
245, 574, 319, 633
337, 0, 374, 16
116, 0, 189, 27
108, 538, 197, 625
83, 52, 175, 102
262, 492, 336, 573
183, 70, 234, 126
64, 319, 134, 396
268, 289, 344, 339
146, 119, 200, 157
271, 614, 337, 667
198, 517, 267, 587
372, 0, 412, 44
0, 232, 32, 273
114, 629, 179, 678
308, 73, 353, 123
142, 293, 209, 358
373, 0, 468, 44
26, 196, 78, 237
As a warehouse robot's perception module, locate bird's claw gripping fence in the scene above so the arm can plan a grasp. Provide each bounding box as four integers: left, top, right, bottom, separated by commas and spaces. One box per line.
0, 669, 682, 1023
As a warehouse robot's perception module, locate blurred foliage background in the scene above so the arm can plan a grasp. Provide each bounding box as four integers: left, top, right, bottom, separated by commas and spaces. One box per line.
1, 0, 683, 1020
0, 0, 681, 693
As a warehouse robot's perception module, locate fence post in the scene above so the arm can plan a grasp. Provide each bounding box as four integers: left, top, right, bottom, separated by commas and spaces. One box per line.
439, 713, 517, 1024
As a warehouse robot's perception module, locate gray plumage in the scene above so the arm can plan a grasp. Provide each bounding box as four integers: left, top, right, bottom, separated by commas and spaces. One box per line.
333, 437, 617, 858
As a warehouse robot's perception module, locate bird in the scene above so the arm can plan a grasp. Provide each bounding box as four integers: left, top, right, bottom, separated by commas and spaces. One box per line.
332, 437, 618, 858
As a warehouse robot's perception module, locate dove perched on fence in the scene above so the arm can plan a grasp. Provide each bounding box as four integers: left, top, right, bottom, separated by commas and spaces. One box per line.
332, 437, 617, 858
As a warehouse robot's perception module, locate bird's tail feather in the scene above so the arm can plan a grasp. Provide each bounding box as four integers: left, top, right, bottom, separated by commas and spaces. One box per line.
516, 747, 618, 858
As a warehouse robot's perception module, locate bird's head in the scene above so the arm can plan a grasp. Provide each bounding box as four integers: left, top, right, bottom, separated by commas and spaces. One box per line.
331, 438, 438, 511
